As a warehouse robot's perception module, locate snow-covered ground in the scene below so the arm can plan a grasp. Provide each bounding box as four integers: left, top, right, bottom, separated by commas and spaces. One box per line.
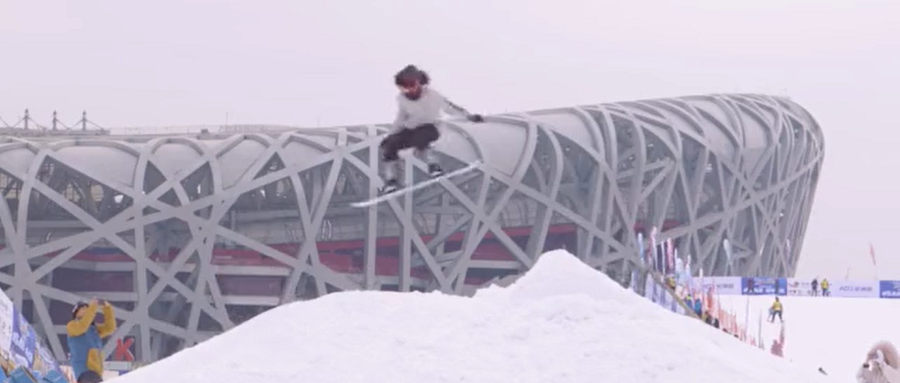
108, 250, 832, 383
718, 293, 899, 381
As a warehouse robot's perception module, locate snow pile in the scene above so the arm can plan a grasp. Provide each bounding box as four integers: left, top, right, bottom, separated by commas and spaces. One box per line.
109, 250, 833, 383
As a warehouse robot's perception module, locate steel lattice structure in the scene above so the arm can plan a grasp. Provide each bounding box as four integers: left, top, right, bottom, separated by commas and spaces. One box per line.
0, 93, 824, 363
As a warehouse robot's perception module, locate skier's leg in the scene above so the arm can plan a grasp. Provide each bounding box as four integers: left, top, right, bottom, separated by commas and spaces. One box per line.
379, 129, 413, 193
410, 123, 443, 177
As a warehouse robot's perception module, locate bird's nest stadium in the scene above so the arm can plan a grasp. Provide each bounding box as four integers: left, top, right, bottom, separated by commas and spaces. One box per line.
0, 93, 824, 363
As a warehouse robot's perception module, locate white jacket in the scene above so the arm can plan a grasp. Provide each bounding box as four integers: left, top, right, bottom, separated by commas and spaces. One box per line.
393, 87, 470, 131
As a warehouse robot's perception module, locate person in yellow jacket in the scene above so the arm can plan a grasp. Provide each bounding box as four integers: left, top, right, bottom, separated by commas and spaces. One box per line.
67, 298, 116, 382
768, 297, 784, 323
821, 278, 830, 297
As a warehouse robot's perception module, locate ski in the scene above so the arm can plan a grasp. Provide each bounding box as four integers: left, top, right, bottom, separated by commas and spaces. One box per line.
350, 160, 483, 208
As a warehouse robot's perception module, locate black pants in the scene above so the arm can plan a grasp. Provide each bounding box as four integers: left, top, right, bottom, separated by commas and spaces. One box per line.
379, 123, 439, 161
770, 310, 782, 322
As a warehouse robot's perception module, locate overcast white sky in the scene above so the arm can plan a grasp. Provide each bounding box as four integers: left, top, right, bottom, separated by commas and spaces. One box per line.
2, 0, 899, 279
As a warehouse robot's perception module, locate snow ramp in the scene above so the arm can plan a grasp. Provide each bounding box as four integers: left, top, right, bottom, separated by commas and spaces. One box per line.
108, 250, 832, 383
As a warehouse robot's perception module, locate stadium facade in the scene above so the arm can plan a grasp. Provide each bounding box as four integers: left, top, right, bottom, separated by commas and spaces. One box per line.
0, 93, 824, 363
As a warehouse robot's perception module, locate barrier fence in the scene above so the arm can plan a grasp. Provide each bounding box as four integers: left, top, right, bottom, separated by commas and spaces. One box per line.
685, 277, 892, 299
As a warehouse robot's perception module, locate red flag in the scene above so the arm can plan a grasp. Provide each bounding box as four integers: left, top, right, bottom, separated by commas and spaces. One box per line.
870, 243, 877, 266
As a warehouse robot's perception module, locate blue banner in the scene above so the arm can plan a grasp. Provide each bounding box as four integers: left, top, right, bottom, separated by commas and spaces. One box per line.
741, 277, 787, 296
10, 307, 37, 369
879, 281, 900, 298
0, 288, 65, 381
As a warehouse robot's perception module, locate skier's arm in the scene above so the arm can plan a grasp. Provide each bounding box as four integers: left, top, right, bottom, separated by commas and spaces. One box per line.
441, 96, 471, 117
97, 302, 117, 338
437, 91, 483, 122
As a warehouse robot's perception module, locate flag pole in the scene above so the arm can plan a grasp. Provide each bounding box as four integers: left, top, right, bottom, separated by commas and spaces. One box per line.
870, 242, 879, 280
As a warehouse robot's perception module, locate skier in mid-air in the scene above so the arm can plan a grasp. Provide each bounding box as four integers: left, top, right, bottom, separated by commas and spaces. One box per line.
378, 64, 484, 194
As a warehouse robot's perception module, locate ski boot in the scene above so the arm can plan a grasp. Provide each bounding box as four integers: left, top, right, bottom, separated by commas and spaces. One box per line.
427, 163, 444, 178
379, 178, 402, 195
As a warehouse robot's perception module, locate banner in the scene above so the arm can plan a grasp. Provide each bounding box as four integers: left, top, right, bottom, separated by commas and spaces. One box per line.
741, 277, 787, 296
10, 307, 36, 369
643, 275, 685, 315
36, 342, 60, 375
0, 288, 65, 380
879, 281, 900, 298
695, 277, 743, 295
0, 290, 13, 355
786, 279, 812, 296
828, 280, 879, 298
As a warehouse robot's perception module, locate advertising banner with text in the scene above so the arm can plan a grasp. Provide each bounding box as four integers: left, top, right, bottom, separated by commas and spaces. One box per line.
828, 280, 879, 298
694, 277, 743, 295
788, 279, 879, 298
0, 288, 65, 380
786, 279, 812, 296
741, 277, 787, 296
879, 281, 900, 299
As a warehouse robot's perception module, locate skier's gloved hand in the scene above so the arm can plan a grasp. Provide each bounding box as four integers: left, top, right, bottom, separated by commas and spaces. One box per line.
467, 114, 484, 123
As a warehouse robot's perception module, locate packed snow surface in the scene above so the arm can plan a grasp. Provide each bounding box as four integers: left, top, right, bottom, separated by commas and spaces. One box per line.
110, 250, 832, 383
719, 293, 900, 381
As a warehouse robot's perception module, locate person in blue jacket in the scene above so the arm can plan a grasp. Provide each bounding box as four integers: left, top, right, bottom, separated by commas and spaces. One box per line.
67, 298, 116, 382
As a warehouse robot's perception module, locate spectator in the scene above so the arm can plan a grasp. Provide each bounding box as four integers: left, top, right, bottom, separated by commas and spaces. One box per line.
692, 297, 703, 317
821, 278, 830, 297
768, 297, 784, 323
811, 278, 818, 296
703, 312, 720, 329
67, 298, 117, 383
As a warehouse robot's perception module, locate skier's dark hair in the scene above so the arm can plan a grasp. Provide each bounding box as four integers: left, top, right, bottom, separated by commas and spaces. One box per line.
72, 301, 89, 319
395, 65, 429, 87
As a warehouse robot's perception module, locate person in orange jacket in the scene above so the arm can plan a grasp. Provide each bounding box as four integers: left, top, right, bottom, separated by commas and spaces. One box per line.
67, 298, 116, 382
